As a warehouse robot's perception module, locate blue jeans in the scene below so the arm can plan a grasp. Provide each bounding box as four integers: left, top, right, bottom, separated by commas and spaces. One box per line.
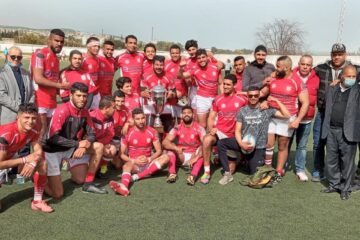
289, 122, 312, 173
312, 111, 326, 177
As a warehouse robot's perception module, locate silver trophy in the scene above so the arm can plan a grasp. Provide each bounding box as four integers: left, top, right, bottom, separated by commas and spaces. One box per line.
151, 83, 166, 129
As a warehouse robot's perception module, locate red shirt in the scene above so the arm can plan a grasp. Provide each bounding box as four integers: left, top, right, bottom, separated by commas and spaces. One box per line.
124, 93, 141, 113
235, 72, 243, 94
122, 126, 158, 158
82, 54, 100, 94
142, 59, 153, 78
98, 56, 116, 97
212, 93, 247, 137
0, 121, 40, 159
169, 121, 205, 153
59, 69, 96, 98
113, 106, 129, 137
142, 73, 175, 105
30, 47, 60, 108
269, 77, 305, 115
90, 109, 115, 145
189, 62, 220, 98
117, 52, 145, 94
165, 59, 188, 97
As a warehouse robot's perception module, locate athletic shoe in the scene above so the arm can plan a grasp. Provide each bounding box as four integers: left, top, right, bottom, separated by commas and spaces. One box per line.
109, 180, 129, 196
131, 174, 139, 182
219, 172, 234, 185
296, 172, 308, 182
31, 200, 54, 213
200, 173, 211, 184
186, 175, 195, 186
166, 174, 177, 183
82, 183, 108, 194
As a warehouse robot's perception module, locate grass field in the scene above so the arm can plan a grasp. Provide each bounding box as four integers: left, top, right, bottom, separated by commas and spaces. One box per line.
1, 59, 360, 240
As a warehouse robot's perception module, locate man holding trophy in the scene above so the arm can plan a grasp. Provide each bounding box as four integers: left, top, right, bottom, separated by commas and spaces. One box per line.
141, 55, 176, 133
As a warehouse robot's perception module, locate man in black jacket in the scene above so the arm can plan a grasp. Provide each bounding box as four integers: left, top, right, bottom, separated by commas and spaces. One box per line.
44, 82, 107, 199
321, 65, 359, 200
312, 43, 360, 182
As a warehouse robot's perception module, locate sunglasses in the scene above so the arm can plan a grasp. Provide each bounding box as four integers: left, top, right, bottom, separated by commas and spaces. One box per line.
10, 55, 23, 61
248, 94, 260, 98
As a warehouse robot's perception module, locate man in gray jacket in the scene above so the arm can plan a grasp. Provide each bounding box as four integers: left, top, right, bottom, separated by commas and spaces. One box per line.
0, 46, 34, 125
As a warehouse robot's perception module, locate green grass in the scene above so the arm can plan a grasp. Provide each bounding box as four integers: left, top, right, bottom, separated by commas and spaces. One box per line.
1, 59, 360, 240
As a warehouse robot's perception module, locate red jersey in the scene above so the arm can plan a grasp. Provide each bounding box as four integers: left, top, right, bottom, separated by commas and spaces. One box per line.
59, 69, 96, 98
82, 54, 100, 94
212, 93, 247, 138
189, 62, 220, 98
269, 77, 305, 115
124, 93, 141, 113
142, 73, 176, 106
165, 59, 188, 97
0, 121, 40, 159
235, 72, 243, 94
142, 59, 153, 78
90, 109, 115, 145
169, 121, 205, 153
98, 55, 116, 97
117, 52, 145, 94
122, 126, 158, 159
113, 106, 129, 137
30, 47, 60, 108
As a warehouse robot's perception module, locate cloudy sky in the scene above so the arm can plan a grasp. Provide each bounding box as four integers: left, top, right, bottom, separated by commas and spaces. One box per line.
1, 0, 359, 53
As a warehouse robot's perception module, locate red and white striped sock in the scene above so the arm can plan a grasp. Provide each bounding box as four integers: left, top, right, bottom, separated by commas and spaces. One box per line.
33, 172, 47, 201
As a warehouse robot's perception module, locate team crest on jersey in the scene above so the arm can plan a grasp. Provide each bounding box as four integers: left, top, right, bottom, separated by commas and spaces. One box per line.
146, 138, 151, 143
81, 75, 86, 81
101, 63, 105, 68
133, 139, 138, 144
235, 102, 239, 108
51, 62, 54, 68
180, 134, 184, 138
125, 102, 129, 106
202, 74, 206, 78
125, 60, 130, 64
137, 58, 141, 63
190, 134, 194, 139
88, 64, 93, 70
170, 68, 175, 72
221, 103, 226, 108
286, 86, 292, 92
212, 71, 216, 76
271, 83, 276, 88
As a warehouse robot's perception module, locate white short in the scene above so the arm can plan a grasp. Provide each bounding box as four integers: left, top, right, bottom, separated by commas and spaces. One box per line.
189, 86, 197, 109
38, 107, 55, 118
268, 115, 296, 137
195, 95, 214, 114
46, 148, 90, 176
89, 93, 101, 110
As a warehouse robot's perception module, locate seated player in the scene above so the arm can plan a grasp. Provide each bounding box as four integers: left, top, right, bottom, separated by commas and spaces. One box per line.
115, 76, 141, 114
90, 96, 117, 178
0, 103, 53, 212
109, 108, 169, 196
111, 90, 131, 169
217, 87, 290, 185
162, 106, 206, 185
44, 82, 107, 199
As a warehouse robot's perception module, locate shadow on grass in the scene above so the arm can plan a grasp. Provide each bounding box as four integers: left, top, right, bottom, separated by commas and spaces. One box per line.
0, 186, 33, 212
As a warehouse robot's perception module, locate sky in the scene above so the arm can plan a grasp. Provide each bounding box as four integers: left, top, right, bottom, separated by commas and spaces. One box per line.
1, 0, 359, 53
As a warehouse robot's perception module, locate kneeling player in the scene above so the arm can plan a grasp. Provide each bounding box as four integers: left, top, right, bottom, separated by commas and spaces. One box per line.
109, 108, 169, 196
44, 82, 107, 199
90, 96, 117, 178
0, 103, 53, 212
162, 106, 205, 185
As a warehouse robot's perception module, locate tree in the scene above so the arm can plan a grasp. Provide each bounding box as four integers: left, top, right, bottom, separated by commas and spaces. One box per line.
256, 18, 305, 55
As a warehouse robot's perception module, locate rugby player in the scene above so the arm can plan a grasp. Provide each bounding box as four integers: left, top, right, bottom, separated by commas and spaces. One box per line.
142, 43, 157, 77
115, 76, 141, 114
98, 40, 117, 97
233, 56, 247, 95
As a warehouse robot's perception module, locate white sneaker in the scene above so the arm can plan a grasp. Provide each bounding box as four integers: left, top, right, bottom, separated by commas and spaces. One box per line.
296, 172, 308, 182
131, 174, 139, 182
219, 172, 233, 185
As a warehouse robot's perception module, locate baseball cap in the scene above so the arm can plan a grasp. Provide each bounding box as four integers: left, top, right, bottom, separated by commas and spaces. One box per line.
331, 43, 346, 53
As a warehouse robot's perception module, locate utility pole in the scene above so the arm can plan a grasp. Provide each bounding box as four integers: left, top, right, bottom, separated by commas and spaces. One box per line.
151, 26, 154, 42
337, 0, 347, 43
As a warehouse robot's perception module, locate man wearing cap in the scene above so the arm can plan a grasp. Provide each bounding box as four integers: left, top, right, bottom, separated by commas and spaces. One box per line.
312, 43, 360, 182
242, 45, 275, 91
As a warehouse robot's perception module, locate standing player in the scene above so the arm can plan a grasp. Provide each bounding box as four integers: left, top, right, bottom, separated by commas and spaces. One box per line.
233, 56, 247, 95
162, 106, 206, 185
116, 35, 145, 94
90, 96, 117, 178
82, 37, 101, 109
0, 103, 53, 213
141, 55, 176, 131
199, 74, 247, 184
115, 76, 141, 113
261, 56, 309, 179
142, 43, 157, 77
44, 82, 107, 199
59, 50, 96, 108
31, 29, 70, 139
109, 108, 170, 196
98, 40, 117, 97
179, 49, 222, 128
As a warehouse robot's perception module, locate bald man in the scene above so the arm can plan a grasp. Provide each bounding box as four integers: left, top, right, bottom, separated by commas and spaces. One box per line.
0, 46, 35, 125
